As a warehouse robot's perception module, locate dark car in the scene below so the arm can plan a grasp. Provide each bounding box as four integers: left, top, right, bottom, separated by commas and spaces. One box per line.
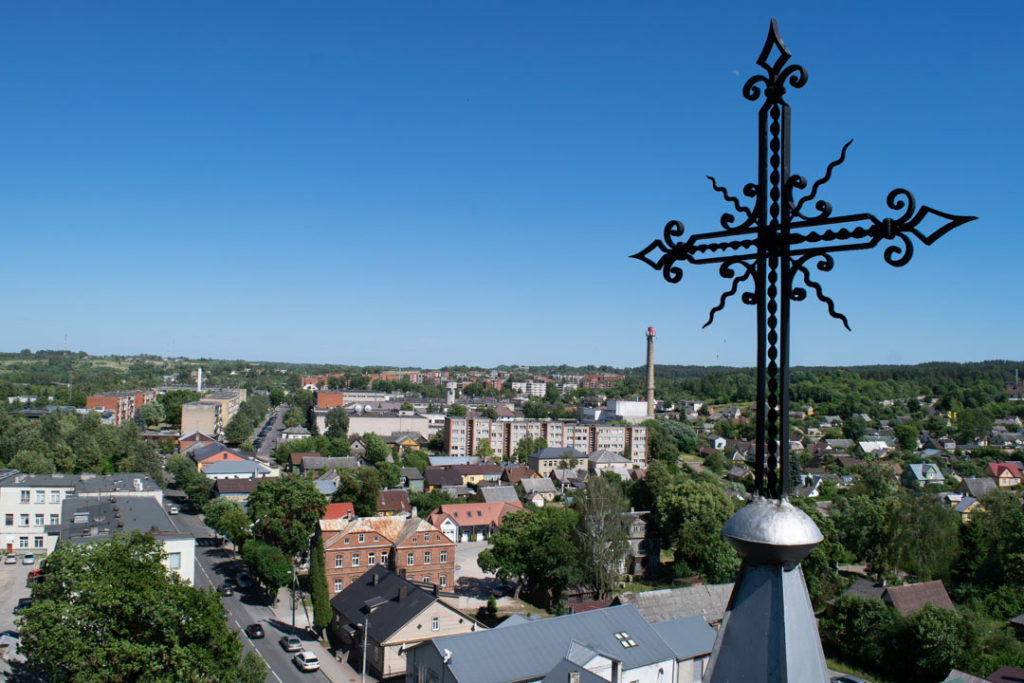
13, 598, 31, 614
244, 623, 265, 639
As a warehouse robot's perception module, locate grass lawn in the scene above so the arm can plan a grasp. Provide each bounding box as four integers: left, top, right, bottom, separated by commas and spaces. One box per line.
827, 657, 892, 683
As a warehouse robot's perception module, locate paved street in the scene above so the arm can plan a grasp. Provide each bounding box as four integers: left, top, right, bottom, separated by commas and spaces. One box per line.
166, 505, 361, 682
254, 404, 288, 463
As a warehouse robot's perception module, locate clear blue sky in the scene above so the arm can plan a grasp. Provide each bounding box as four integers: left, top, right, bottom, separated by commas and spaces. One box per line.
0, 2, 1018, 369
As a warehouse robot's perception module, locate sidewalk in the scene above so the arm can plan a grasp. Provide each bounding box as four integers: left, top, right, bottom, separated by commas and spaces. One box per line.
268, 591, 364, 683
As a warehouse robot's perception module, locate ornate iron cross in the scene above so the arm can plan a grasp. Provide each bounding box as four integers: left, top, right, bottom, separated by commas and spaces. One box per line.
632, 19, 975, 499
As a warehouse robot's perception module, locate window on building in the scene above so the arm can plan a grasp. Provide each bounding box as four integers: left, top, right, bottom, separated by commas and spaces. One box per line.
334, 580, 343, 592
423, 575, 431, 584
19, 537, 28, 548
439, 574, 447, 588
49, 514, 58, 525
167, 552, 181, 570
33, 537, 43, 548
357, 533, 365, 543
431, 617, 439, 631
440, 551, 447, 564
34, 514, 43, 527
50, 491, 60, 503
424, 552, 431, 565
4, 514, 12, 526
351, 554, 360, 567
35, 491, 45, 504
407, 552, 414, 566
19, 515, 28, 527
20, 491, 29, 503
381, 552, 389, 565
368, 552, 376, 565
335, 554, 344, 568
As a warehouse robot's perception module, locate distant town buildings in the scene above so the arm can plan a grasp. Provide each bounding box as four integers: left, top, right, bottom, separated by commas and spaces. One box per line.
85, 390, 157, 426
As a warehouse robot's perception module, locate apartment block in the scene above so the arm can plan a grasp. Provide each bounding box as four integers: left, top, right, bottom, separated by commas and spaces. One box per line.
180, 388, 246, 439
85, 390, 157, 426
443, 417, 647, 467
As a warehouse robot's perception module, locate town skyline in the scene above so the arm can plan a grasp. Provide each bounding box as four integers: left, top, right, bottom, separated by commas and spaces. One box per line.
1, 2, 1018, 368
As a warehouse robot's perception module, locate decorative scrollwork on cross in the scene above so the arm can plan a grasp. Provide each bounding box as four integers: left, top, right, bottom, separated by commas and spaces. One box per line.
631, 18, 975, 499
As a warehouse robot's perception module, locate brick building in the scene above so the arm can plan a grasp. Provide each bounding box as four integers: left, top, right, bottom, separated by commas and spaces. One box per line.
318, 515, 455, 598
85, 390, 157, 426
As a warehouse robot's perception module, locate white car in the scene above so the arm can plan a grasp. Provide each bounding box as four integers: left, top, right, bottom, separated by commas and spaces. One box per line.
293, 651, 320, 672
3, 554, 17, 565
168, 505, 180, 515
21, 553, 35, 565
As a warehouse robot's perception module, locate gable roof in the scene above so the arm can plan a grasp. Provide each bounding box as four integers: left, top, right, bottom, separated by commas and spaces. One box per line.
962, 477, 998, 499
415, 604, 675, 683
324, 502, 355, 519
883, 580, 954, 617
843, 578, 886, 601
400, 466, 424, 481
289, 451, 319, 467
214, 478, 259, 495
985, 462, 1023, 479
520, 478, 557, 495
481, 486, 520, 504
200, 459, 270, 476
501, 465, 535, 484
530, 447, 588, 461
377, 489, 412, 514
329, 565, 439, 643
190, 443, 245, 463
611, 583, 734, 625
427, 502, 521, 529
425, 467, 464, 488
588, 449, 630, 465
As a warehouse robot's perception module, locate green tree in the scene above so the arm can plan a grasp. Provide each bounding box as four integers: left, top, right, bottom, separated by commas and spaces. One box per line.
400, 401, 414, 411
574, 475, 629, 598
241, 539, 292, 601
363, 432, 390, 465
409, 489, 457, 517
479, 506, 581, 605
310, 534, 332, 633
325, 406, 349, 439
10, 449, 55, 474
159, 389, 198, 428
447, 403, 467, 417
481, 406, 498, 420
842, 415, 868, 442
137, 401, 165, 427
658, 478, 739, 582
19, 531, 245, 682
893, 423, 919, 452
332, 467, 382, 517
202, 497, 252, 550
247, 476, 327, 558
476, 438, 495, 460
426, 429, 445, 453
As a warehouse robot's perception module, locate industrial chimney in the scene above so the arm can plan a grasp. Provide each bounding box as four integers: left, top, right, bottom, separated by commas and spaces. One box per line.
646, 327, 655, 418
197, 367, 203, 393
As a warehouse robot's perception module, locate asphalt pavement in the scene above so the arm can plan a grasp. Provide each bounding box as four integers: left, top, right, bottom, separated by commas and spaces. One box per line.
166, 503, 361, 682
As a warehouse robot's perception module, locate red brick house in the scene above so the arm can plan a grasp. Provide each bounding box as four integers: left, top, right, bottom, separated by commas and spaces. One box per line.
319, 515, 455, 598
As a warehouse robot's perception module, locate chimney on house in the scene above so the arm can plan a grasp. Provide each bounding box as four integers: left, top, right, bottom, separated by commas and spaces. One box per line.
372, 572, 379, 586
397, 587, 407, 602
646, 327, 656, 418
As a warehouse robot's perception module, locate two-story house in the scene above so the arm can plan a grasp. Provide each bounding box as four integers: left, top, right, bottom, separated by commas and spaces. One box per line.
319, 515, 455, 597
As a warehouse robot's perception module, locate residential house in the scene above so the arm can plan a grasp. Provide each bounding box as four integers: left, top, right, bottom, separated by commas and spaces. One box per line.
399, 467, 424, 493
625, 510, 660, 577
650, 616, 717, 683
500, 465, 537, 486
190, 443, 249, 471
883, 580, 955, 617
480, 486, 520, 505
383, 432, 426, 455
177, 431, 220, 454
529, 447, 589, 477
324, 502, 355, 520
451, 463, 502, 487
984, 462, 1022, 487
960, 477, 998, 500
550, 467, 588, 492
520, 478, 557, 506
588, 449, 633, 478
378, 489, 413, 517
319, 515, 455, 597
330, 565, 481, 680
427, 502, 522, 543
404, 604, 677, 683
954, 496, 980, 522
213, 478, 259, 504
200, 459, 271, 481
706, 435, 727, 451
298, 455, 363, 476
902, 462, 945, 488
424, 467, 463, 491
280, 426, 311, 442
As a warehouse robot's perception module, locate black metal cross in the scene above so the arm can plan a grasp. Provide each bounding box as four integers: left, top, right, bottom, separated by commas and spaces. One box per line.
632, 19, 975, 499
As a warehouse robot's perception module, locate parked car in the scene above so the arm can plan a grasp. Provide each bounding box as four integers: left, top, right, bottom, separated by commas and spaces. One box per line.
235, 571, 253, 589
218, 583, 233, 596
168, 505, 180, 515
293, 651, 320, 672
244, 623, 265, 639
279, 634, 302, 652
3, 554, 17, 565
21, 553, 34, 565
26, 569, 43, 587
13, 598, 31, 614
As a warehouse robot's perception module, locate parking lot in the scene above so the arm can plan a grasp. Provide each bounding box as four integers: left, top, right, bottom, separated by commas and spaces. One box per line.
0, 555, 35, 669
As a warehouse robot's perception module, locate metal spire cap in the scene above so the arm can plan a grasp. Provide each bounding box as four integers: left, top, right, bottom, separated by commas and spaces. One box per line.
721, 497, 823, 568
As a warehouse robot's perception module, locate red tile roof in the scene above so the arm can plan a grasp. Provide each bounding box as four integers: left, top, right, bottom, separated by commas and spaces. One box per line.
426, 502, 522, 529
985, 462, 1022, 479
323, 502, 355, 519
